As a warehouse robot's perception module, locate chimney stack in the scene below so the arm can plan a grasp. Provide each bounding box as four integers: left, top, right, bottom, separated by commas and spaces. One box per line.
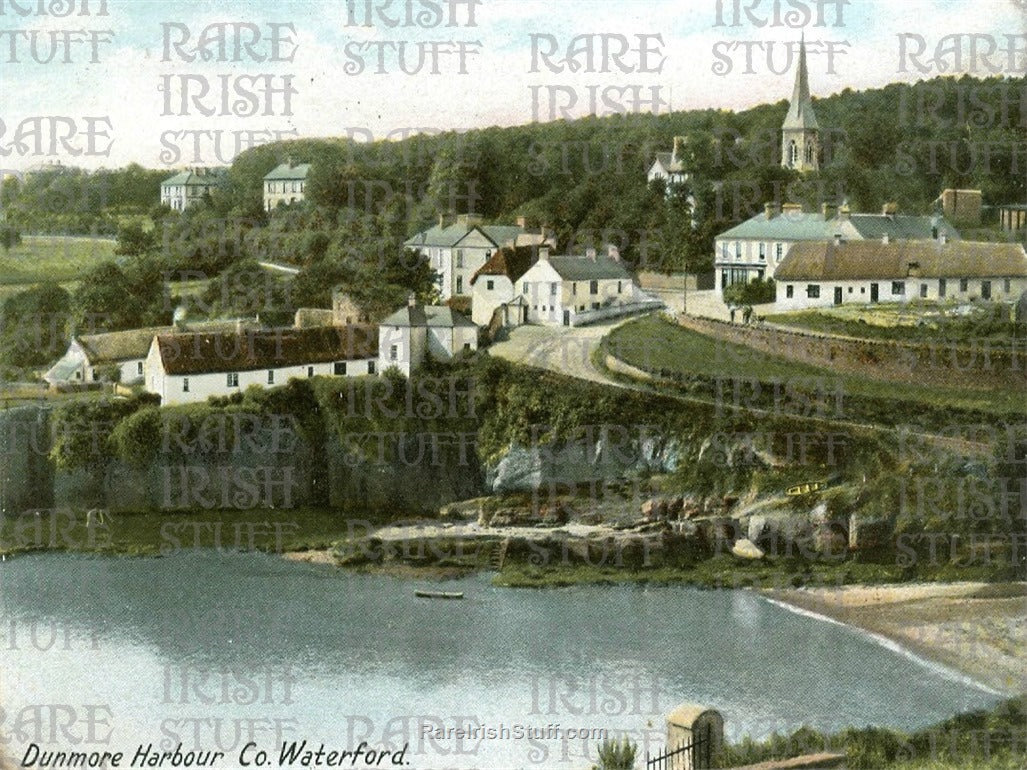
539, 247, 550, 261
608, 244, 620, 261
764, 202, 780, 220
516, 216, 527, 228
408, 293, 418, 308
822, 202, 836, 221
837, 204, 851, 221
882, 233, 890, 245
882, 202, 898, 218
586, 247, 597, 261
939, 232, 948, 245
834, 233, 842, 246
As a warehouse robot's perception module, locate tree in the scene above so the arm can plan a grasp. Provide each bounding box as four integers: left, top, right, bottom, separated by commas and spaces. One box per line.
115, 220, 156, 257
0, 282, 71, 368
0, 224, 21, 253
72, 261, 167, 332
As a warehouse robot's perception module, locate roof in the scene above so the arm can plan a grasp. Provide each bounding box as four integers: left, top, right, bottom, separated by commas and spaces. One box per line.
547, 255, 633, 281
470, 246, 537, 285
717, 211, 957, 242
77, 320, 258, 364
783, 37, 818, 131
404, 222, 530, 250
155, 325, 377, 376
666, 704, 723, 728
380, 304, 476, 329
264, 162, 311, 181
652, 151, 685, 174
161, 168, 226, 187
775, 240, 1027, 281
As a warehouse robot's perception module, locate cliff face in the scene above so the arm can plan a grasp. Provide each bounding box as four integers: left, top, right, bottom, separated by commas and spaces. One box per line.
0, 406, 54, 513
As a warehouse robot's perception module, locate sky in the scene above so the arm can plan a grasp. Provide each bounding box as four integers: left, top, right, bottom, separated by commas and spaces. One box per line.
1, 0, 1025, 171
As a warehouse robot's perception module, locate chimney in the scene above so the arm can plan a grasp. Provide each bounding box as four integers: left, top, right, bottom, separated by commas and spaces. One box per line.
408, 293, 418, 308
539, 247, 550, 262
516, 216, 527, 228
939, 232, 948, 245
586, 247, 597, 261
821, 202, 836, 221
287, 156, 294, 169
833, 233, 842, 246
838, 204, 851, 221
608, 244, 620, 261
882, 202, 898, 218
764, 202, 780, 219
882, 233, 890, 245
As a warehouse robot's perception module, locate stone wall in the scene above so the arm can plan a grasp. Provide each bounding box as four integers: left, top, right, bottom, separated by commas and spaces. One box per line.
677, 314, 1026, 390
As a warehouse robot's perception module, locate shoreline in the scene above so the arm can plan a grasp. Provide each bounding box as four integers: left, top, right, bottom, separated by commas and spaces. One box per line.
764, 582, 1027, 697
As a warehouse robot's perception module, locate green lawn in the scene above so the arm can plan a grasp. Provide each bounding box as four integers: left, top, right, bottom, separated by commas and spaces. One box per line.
0, 235, 116, 285
603, 315, 1024, 417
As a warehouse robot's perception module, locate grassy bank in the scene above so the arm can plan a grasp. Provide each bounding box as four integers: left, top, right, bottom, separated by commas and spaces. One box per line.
0, 235, 115, 285
602, 315, 1025, 417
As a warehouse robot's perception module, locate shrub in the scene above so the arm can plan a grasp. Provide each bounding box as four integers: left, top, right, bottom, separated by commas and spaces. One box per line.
594, 736, 637, 770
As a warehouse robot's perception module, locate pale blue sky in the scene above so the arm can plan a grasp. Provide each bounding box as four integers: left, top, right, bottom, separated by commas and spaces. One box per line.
2, 0, 1023, 170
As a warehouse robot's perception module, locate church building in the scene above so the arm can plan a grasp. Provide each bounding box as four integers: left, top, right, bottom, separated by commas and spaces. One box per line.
781, 37, 819, 173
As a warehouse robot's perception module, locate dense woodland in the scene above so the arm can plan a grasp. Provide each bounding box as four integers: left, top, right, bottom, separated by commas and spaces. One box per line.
0, 74, 1024, 354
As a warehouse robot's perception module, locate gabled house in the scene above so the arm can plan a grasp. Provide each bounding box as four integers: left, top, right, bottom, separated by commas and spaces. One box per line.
263, 160, 310, 212
469, 245, 539, 327
378, 295, 478, 377
404, 214, 553, 300
714, 202, 960, 293
515, 248, 662, 327
44, 320, 259, 388
160, 167, 226, 211
774, 237, 1027, 310
648, 136, 690, 188
145, 325, 378, 406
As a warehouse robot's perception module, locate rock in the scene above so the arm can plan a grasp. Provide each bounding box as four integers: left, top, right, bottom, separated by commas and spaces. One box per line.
439, 497, 487, 521
641, 497, 668, 520
731, 538, 765, 560
667, 496, 684, 518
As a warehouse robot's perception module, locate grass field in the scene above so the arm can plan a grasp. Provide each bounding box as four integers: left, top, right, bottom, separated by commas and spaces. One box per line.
603, 315, 1025, 416
0, 235, 116, 286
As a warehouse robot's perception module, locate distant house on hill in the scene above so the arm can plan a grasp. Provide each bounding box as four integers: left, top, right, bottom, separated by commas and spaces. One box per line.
144, 325, 378, 406
404, 214, 554, 301
647, 136, 690, 188
714, 202, 960, 293
160, 167, 226, 211
43, 320, 257, 388
263, 160, 310, 212
515, 247, 662, 326
469, 245, 538, 327
774, 237, 1027, 310
378, 295, 478, 377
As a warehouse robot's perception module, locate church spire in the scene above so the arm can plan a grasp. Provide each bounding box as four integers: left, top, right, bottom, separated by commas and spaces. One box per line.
783, 34, 819, 131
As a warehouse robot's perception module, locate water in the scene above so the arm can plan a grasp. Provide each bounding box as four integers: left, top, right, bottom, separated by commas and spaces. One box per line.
0, 551, 1001, 769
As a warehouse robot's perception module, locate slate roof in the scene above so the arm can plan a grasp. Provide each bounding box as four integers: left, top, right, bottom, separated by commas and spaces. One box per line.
156, 325, 377, 376
161, 169, 226, 187
783, 37, 819, 131
78, 321, 257, 364
775, 240, 1027, 281
380, 304, 476, 329
716, 212, 958, 243
405, 222, 529, 250
470, 246, 538, 285
547, 255, 633, 281
264, 162, 311, 181
652, 152, 685, 174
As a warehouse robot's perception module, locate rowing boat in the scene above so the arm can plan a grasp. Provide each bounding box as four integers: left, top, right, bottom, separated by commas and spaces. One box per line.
414, 590, 464, 600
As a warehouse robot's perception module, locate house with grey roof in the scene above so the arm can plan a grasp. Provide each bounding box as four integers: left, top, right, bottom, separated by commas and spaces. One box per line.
648, 136, 690, 188
160, 167, 226, 211
515, 247, 662, 327
378, 295, 478, 376
404, 214, 554, 301
774, 237, 1027, 310
263, 160, 311, 212
714, 201, 960, 293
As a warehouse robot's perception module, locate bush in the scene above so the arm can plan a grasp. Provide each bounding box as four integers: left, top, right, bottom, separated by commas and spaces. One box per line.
594, 736, 637, 770
724, 278, 775, 306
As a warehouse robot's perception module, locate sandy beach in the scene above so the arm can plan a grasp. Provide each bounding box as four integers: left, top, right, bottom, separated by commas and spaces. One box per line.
764, 582, 1027, 696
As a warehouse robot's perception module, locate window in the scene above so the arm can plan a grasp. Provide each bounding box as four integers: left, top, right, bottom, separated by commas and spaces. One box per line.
456, 277, 463, 294
456, 250, 464, 268
390, 344, 398, 361
920, 284, 928, 298
939, 278, 946, 297
589, 280, 598, 294
734, 242, 741, 259
307, 366, 314, 377
182, 377, 190, 393
981, 280, 991, 300
786, 285, 794, 298
592, 302, 600, 310
790, 140, 798, 165
137, 361, 144, 375
227, 372, 239, 387
806, 284, 820, 299
848, 287, 853, 293
522, 282, 528, 294
550, 282, 558, 296
267, 370, 275, 384
572, 283, 577, 296
1004, 278, 1011, 293
617, 281, 622, 293
368, 361, 376, 374
486, 280, 494, 290
334, 362, 347, 375
960, 278, 969, 292
759, 243, 766, 260
463, 342, 471, 351
776, 243, 783, 260
892, 281, 905, 296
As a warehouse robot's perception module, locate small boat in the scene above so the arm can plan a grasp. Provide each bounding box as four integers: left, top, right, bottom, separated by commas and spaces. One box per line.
414, 590, 464, 600
786, 481, 828, 496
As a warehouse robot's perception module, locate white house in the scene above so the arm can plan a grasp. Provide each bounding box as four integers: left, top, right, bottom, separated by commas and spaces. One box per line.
145, 325, 378, 406
377, 296, 478, 377
405, 215, 553, 300
160, 167, 226, 211
516, 248, 662, 327
774, 237, 1027, 311
647, 136, 689, 188
44, 320, 258, 388
263, 160, 310, 212
469, 245, 538, 327
714, 202, 960, 293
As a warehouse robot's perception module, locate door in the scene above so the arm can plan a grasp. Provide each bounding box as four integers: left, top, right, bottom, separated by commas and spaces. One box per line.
981, 280, 991, 300
870, 283, 879, 303
833, 287, 843, 305
562, 310, 570, 326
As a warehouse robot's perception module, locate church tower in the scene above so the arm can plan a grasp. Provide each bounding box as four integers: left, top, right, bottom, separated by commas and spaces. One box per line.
781, 36, 819, 173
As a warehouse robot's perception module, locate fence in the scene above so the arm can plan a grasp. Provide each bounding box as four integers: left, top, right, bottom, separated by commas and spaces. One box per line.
646, 734, 710, 770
